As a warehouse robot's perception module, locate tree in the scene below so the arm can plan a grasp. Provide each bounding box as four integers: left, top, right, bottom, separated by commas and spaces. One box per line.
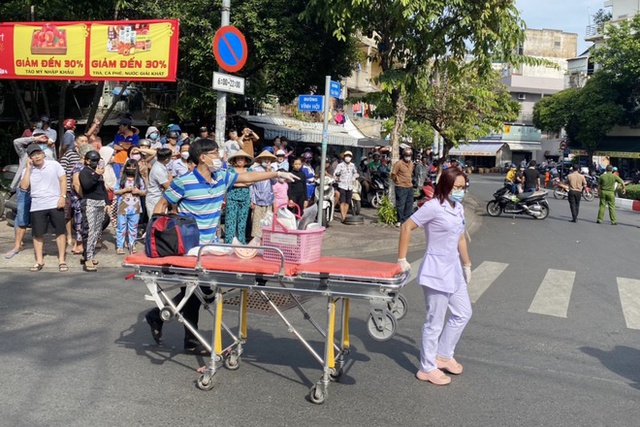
532, 88, 580, 136
591, 14, 640, 126
0, 0, 359, 125
533, 74, 623, 157
593, 8, 612, 26
85, 0, 359, 121
307, 0, 528, 164
409, 63, 520, 159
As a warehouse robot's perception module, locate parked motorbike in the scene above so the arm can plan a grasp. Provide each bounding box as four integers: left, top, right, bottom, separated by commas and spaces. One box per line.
364, 171, 389, 208
1, 164, 18, 222
416, 181, 435, 210
315, 176, 335, 227
486, 184, 550, 220
553, 177, 595, 201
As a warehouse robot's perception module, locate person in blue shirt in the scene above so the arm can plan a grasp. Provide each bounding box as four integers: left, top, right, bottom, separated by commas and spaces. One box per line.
301, 151, 316, 201
145, 139, 298, 354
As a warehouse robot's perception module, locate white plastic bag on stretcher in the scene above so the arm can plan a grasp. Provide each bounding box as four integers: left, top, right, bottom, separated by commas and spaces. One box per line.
186, 245, 233, 256
276, 207, 297, 230
297, 203, 318, 230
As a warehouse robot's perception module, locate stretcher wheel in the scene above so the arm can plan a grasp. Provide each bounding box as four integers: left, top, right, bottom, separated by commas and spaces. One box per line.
387, 294, 408, 320
159, 307, 174, 322
367, 311, 397, 341
329, 368, 343, 382
196, 373, 215, 391
309, 385, 327, 404
224, 354, 240, 370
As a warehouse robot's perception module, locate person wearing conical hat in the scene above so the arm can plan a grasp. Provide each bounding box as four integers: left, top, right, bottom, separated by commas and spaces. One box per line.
224, 149, 254, 244
249, 149, 278, 238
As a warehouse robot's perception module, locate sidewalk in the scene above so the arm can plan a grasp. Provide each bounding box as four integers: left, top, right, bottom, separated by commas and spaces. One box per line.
0, 196, 483, 271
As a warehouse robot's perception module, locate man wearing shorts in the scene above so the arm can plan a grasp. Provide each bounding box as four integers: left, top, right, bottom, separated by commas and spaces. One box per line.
19, 145, 68, 272
333, 150, 359, 222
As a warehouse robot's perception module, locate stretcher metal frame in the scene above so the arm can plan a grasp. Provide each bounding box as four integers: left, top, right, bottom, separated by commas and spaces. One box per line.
126, 243, 410, 404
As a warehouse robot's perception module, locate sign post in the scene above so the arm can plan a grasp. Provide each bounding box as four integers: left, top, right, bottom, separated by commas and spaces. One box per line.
317, 75, 331, 225
214, 1, 230, 150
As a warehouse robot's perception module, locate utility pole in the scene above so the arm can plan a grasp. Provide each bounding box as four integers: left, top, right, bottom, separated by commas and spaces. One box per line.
215, 0, 231, 149
316, 76, 331, 225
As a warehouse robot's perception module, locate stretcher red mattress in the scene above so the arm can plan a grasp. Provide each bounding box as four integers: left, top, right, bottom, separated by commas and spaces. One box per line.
124, 253, 297, 276
295, 257, 402, 279
125, 254, 402, 279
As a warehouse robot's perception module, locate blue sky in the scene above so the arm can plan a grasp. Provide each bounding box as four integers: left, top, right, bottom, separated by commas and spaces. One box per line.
516, 0, 604, 54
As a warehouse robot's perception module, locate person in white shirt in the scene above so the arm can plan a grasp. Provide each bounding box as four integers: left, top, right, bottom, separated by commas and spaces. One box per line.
333, 150, 359, 222
19, 145, 67, 272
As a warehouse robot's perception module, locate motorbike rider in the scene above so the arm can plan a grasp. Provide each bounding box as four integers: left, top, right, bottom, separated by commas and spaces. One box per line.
522, 161, 540, 193
505, 164, 517, 194
334, 151, 359, 222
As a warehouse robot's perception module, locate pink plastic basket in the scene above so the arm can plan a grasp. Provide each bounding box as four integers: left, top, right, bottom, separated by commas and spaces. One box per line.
262, 204, 325, 264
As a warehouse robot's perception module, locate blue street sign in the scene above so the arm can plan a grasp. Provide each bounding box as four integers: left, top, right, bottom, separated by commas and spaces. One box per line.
298, 95, 324, 112
329, 80, 341, 98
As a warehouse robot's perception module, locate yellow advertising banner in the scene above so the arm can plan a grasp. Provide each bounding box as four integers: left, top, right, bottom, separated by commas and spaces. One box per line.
13, 23, 88, 78
89, 22, 174, 80
0, 20, 179, 81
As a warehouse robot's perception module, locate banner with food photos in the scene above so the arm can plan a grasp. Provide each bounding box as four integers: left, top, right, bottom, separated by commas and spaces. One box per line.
0, 19, 179, 81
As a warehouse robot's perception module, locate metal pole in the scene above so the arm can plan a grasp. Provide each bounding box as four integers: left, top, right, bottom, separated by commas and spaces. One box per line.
317, 75, 331, 224
215, 0, 231, 150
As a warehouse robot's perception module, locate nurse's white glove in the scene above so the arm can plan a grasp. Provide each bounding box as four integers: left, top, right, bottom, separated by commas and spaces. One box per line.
398, 258, 411, 273
462, 264, 472, 284
277, 171, 299, 183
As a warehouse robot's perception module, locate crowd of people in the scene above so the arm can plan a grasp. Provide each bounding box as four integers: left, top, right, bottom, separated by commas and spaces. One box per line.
6, 116, 377, 271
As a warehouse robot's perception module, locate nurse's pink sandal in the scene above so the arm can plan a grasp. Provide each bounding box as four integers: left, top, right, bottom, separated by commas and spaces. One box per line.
416, 368, 451, 385
436, 356, 463, 375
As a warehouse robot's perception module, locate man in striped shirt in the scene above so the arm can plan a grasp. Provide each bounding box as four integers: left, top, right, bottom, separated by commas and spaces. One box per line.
60, 134, 88, 254
146, 138, 298, 354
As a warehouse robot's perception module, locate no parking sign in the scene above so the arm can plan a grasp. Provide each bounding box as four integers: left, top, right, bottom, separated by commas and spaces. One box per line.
212, 25, 248, 73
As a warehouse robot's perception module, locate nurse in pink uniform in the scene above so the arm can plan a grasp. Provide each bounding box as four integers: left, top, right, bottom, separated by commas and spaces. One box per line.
397, 167, 472, 386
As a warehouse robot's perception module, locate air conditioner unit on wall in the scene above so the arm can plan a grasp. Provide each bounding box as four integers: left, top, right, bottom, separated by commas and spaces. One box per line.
517, 93, 526, 100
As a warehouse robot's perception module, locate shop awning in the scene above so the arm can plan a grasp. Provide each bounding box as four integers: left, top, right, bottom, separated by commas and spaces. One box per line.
569, 137, 640, 159
449, 142, 505, 156
358, 137, 390, 148
241, 115, 365, 147
505, 141, 541, 151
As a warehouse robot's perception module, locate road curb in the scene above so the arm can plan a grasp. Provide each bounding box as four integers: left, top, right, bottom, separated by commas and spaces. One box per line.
615, 197, 640, 213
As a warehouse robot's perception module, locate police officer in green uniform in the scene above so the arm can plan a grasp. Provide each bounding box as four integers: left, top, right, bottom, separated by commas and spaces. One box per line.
597, 164, 626, 225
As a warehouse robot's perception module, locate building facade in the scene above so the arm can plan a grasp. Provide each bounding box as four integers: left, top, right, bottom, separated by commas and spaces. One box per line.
501, 29, 578, 125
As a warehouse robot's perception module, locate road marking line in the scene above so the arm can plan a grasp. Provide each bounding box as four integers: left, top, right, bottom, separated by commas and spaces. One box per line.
468, 261, 509, 303
528, 269, 575, 318
617, 278, 640, 330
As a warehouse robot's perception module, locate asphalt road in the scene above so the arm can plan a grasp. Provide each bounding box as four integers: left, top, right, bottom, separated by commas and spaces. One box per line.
1, 174, 640, 426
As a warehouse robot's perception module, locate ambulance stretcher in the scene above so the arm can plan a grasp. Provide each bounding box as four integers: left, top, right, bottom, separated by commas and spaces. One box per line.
124, 244, 409, 404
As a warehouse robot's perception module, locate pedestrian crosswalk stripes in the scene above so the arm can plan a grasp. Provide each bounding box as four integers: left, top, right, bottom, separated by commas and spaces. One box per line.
405, 258, 640, 329
467, 261, 509, 303
528, 269, 575, 318
617, 278, 640, 330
